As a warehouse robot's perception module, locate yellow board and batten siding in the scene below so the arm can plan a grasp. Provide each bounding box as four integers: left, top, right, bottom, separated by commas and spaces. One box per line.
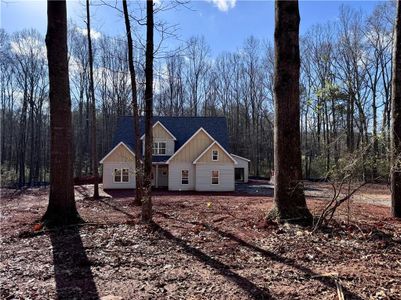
102, 143, 135, 163
168, 130, 213, 191
196, 143, 234, 164
194, 143, 236, 191
143, 122, 175, 156
169, 130, 213, 162
101, 143, 136, 189
153, 122, 172, 139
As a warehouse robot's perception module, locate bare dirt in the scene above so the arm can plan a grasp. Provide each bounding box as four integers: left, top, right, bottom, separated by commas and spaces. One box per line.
0, 182, 400, 300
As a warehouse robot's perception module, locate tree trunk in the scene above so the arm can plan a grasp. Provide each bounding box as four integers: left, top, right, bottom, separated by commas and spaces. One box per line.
86, 0, 99, 199
391, 0, 401, 218
42, 0, 80, 225
268, 0, 312, 223
142, 0, 154, 223
18, 88, 28, 188
122, 0, 143, 206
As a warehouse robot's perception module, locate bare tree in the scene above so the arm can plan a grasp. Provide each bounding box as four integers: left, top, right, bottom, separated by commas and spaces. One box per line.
186, 36, 209, 116
122, 0, 143, 206
86, 0, 100, 199
267, 0, 312, 223
142, 0, 154, 223
42, 0, 80, 225
391, 0, 401, 218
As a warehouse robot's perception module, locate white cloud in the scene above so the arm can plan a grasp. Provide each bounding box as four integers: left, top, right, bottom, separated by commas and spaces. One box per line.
76, 27, 102, 40
207, 0, 236, 12
10, 36, 46, 59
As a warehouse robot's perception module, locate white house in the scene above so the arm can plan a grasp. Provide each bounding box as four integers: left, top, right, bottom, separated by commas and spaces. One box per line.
100, 116, 250, 191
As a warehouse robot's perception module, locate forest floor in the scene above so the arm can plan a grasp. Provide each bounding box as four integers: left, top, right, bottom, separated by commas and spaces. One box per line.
1, 181, 400, 300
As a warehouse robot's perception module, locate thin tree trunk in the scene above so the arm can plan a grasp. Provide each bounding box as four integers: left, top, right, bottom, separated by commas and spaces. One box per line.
42, 0, 80, 225
86, 0, 99, 199
18, 89, 28, 188
122, 0, 143, 206
391, 0, 401, 218
268, 0, 312, 223
76, 80, 84, 177
142, 0, 154, 223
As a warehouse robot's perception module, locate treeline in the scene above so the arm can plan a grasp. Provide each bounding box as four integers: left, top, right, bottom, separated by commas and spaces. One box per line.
0, 2, 396, 187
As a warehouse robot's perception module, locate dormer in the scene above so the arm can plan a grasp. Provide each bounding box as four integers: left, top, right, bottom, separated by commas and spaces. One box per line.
140, 121, 177, 156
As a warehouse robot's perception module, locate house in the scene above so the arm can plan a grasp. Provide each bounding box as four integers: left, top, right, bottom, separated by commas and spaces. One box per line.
100, 116, 250, 191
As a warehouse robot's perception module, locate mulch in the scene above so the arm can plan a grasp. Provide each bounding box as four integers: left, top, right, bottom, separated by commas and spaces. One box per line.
0, 184, 400, 300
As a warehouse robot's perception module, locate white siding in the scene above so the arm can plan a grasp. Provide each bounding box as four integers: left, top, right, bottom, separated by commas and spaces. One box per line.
232, 155, 249, 183
102, 162, 136, 189
195, 164, 235, 191
168, 162, 195, 191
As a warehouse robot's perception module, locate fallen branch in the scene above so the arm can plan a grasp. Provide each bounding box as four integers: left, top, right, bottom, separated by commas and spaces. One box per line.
313, 180, 367, 232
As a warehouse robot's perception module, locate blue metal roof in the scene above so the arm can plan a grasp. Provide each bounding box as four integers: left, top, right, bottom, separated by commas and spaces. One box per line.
112, 116, 231, 162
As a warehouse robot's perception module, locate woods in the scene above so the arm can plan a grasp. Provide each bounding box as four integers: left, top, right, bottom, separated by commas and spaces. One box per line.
122, 0, 143, 206
0, 2, 398, 188
1, 1, 401, 299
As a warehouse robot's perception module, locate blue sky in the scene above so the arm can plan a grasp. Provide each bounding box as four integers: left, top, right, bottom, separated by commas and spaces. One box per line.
1, 0, 382, 56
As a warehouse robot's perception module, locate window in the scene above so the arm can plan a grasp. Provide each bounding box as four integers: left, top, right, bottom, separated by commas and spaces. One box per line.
122, 169, 129, 182
212, 170, 219, 185
159, 142, 166, 154
181, 170, 189, 185
212, 150, 219, 161
114, 169, 121, 182
114, 168, 129, 183
153, 142, 167, 155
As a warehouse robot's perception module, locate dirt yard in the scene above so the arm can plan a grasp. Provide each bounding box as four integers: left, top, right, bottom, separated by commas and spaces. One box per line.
1, 182, 400, 300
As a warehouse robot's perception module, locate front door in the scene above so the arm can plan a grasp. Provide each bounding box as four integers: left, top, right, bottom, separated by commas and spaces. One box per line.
158, 165, 168, 187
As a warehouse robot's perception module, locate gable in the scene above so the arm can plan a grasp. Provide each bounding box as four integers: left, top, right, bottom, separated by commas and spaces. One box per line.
113, 116, 230, 153
140, 121, 177, 141
100, 143, 135, 163
168, 129, 213, 163
194, 142, 236, 164
153, 122, 173, 139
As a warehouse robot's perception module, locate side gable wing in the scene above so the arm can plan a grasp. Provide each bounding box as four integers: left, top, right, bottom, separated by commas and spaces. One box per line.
193, 141, 237, 164
99, 142, 135, 163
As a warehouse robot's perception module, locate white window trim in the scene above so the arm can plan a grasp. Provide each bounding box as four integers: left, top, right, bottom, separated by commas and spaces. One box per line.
153, 141, 167, 156
113, 168, 130, 183
181, 170, 189, 185
211, 170, 219, 185
212, 150, 219, 161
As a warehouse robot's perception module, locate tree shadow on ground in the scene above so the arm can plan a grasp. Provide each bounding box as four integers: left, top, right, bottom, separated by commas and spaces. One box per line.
96, 199, 273, 298
49, 226, 99, 300
97, 198, 139, 219
156, 212, 364, 300
150, 221, 275, 300
94, 198, 363, 299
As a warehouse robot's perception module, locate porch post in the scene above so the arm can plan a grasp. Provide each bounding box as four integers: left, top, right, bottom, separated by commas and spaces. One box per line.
155, 164, 159, 188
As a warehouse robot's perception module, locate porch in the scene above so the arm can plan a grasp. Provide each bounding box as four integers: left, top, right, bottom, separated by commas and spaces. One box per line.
152, 164, 168, 188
